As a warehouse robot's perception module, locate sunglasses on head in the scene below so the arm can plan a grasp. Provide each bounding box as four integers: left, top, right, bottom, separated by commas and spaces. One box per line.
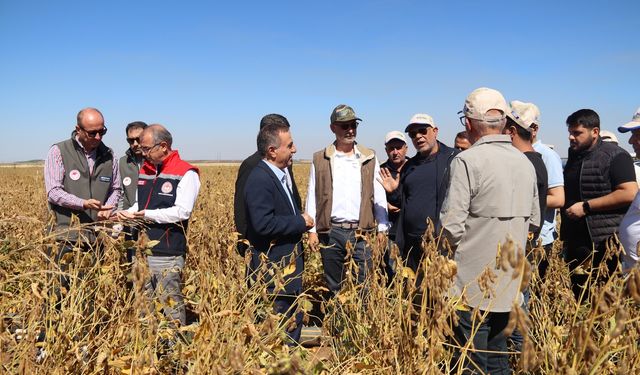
78, 124, 108, 138
408, 127, 430, 139
126, 137, 140, 145
336, 122, 358, 131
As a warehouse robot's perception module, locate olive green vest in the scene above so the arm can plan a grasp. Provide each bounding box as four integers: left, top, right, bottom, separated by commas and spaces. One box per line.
50, 134, 114, 241
312, 143, 376, 233
118, 149, 142, 210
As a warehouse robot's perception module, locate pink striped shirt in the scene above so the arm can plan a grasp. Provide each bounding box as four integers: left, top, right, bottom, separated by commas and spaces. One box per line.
44, 139, 121, 211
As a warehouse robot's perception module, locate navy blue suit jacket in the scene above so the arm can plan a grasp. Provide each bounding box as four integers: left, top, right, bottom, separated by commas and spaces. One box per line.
244, 161, 307, 294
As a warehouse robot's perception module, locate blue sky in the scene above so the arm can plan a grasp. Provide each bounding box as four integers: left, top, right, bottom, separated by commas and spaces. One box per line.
1, 0, 639, 162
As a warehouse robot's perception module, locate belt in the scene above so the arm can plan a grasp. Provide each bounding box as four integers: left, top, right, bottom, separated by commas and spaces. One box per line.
331, 221, 359, 230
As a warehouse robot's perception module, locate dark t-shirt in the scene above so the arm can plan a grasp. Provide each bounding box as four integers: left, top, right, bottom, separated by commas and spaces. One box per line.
525, 151, 548, 240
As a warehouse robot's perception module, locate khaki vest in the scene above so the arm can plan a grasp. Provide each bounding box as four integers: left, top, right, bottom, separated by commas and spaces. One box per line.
312, 143, 376, 233
50, 134, 114, 241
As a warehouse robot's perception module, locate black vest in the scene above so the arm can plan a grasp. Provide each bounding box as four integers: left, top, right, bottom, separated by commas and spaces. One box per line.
137, 152, 197, 256
568, 139, 629, 244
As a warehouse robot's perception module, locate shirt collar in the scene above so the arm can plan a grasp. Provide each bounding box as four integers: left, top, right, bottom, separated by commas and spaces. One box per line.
74, 135, 96, 157
262, 159, 286, 181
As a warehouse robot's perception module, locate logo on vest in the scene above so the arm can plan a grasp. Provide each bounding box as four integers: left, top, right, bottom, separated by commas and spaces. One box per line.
138, 180, 145, 186
123, 177, 132, 186
161, 181, 173, 194
69, 169, 81, 181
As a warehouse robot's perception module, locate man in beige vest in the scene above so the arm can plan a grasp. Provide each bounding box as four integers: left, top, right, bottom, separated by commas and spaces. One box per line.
306, 104, 389, 296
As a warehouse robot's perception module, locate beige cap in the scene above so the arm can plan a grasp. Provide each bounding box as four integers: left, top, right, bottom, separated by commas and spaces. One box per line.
385, 131, 406, 144
600, 130, 619, 144
618, 107, 640, 133
461, 87, 509, 122
507, 100, 541, 132
405, 113, 436, 132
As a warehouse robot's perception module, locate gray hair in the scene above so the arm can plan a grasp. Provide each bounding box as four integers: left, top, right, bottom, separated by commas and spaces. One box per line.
257, 123, 289, 157
468, 109, 506, 132
145, 124, 173, 148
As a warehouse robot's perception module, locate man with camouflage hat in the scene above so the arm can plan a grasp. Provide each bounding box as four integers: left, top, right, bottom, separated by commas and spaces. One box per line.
441, 88, 539, 374
306, 104, 389, 296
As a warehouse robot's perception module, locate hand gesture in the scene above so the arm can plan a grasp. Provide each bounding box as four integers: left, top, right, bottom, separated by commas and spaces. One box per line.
377, 167, 400, 193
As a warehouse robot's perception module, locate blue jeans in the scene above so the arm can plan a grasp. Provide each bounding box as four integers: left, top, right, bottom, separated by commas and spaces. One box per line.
452, 309, 511, 374
319, 227, 373, 296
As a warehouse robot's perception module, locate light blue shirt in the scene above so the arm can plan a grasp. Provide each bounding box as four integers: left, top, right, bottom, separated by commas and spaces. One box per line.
262, 160, 296, 212
533, 140, 564, 246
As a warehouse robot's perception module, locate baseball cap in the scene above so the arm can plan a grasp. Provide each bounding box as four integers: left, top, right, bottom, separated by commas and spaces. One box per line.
600, 130, 619, 144
385, 131, 406, 144
617, 107, 640, 133
404, 113, 436, 132
460, 87, 509, 122
507, 100, 541, 132
330, 104, 362, 124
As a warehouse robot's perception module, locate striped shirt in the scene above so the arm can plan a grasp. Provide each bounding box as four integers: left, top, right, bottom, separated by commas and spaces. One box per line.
44, 139, 121, 211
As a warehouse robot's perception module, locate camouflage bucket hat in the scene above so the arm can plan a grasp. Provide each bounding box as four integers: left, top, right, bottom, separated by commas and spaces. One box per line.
330, 104, 362, 124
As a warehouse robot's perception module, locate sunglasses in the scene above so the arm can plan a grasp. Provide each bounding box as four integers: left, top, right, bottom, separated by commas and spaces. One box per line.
408, 127, 430, 139
126, 137, 140, 145
78, 124, 108, 138
336, 122, 358, 131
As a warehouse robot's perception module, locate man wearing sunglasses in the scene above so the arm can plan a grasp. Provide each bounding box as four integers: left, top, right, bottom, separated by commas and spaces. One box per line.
45, 107, 121, 239
117, 121, 148, 264
118, 121, 148, 211
306, 104, 389, 296
44, 108, 121, 302
378, 114, 458, 276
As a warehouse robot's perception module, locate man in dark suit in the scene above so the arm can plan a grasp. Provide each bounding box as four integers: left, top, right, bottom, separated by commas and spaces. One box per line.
244, 121, 314, 344
234, 114, 302, 255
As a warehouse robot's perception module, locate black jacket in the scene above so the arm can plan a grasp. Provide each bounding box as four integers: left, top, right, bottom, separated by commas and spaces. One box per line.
391, 141, 459, 253
244, 161, 306, 294
234, 151, 301, 255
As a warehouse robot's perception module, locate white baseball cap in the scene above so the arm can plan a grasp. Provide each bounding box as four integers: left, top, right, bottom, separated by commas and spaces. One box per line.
405, 113, 436, 132
600, 130, 619, 143
460, 87, 509, 122
384, 131, 406, 144
507, 100, 541, 132
617, 107, 640, 133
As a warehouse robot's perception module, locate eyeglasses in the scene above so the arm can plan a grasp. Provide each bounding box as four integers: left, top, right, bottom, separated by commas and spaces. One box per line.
336, 122, 358, 131
459, 116, 466, 127
78, 124, 108, 138
408, 127, 430, 139
140, 143, 161, 153
126, 137, 140, 145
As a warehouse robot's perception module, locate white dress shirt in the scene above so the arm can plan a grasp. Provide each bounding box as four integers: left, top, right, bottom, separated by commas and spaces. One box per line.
306, 147, 389, 232
127, 169, 200, 223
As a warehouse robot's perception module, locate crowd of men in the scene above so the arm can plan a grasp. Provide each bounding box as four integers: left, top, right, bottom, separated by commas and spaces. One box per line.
44, 92, 640, 373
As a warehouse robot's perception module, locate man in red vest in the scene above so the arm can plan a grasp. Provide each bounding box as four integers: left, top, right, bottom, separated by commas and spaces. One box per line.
116, 124, 200, 327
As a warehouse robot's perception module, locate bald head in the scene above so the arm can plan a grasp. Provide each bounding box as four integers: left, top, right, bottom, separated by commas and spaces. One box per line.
77, 108, 104, 127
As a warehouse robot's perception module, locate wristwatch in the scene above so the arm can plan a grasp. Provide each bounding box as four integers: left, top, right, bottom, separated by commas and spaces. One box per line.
582, 200, 591, 215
